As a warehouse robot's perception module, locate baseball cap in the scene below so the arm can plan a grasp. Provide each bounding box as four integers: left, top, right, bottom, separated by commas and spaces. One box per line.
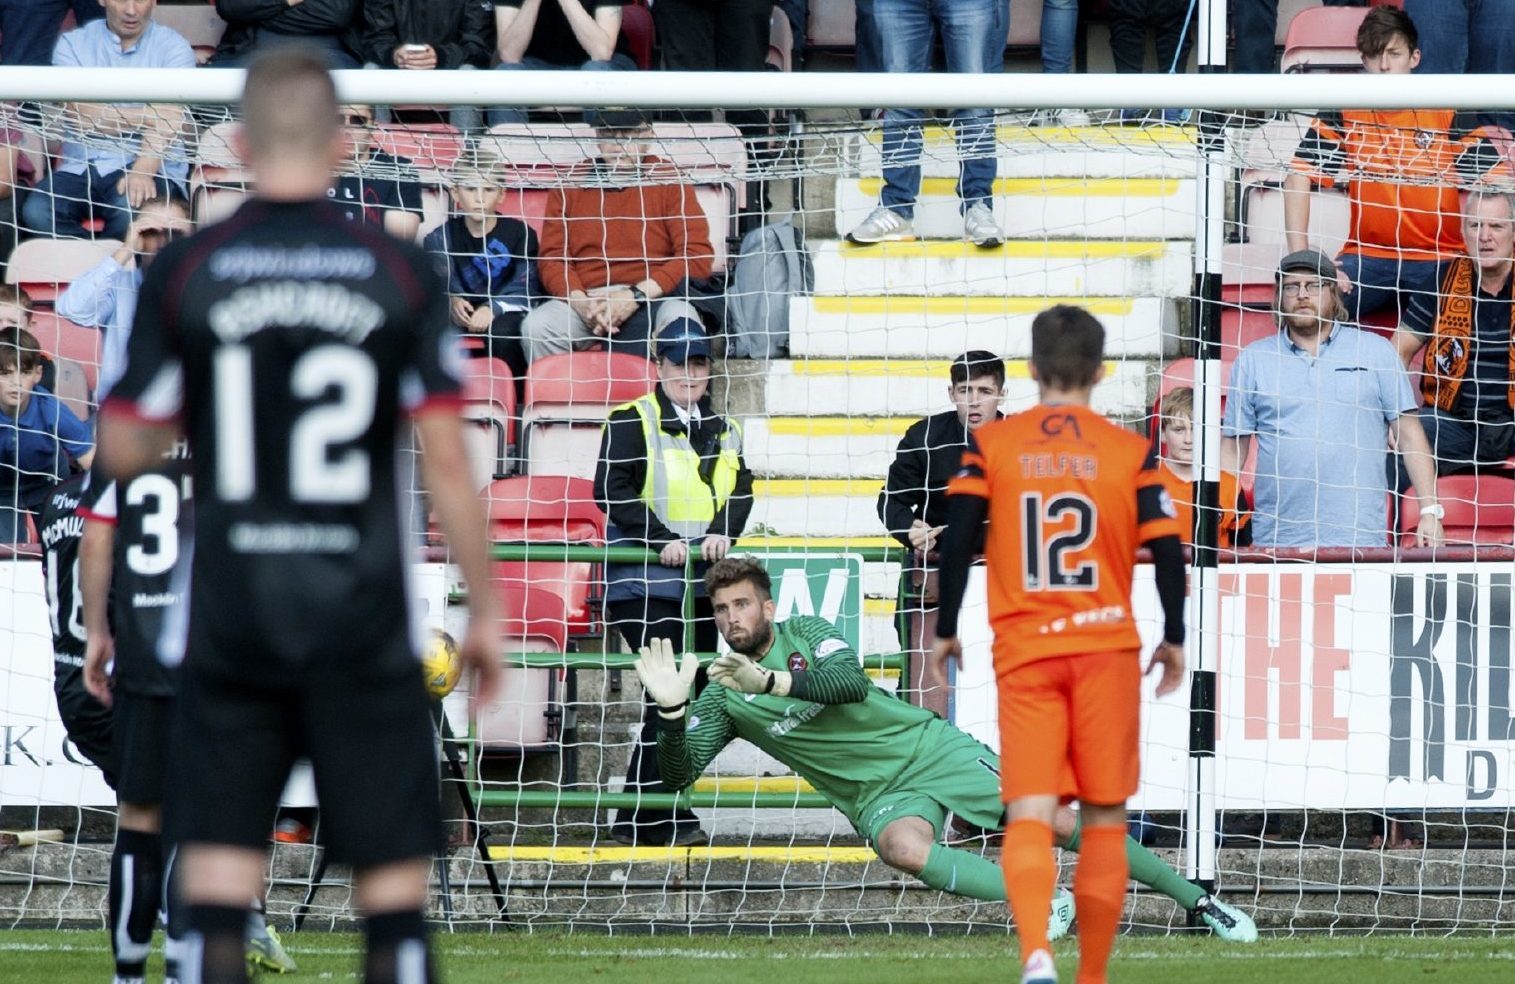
587, 107, 650, 131
656, 319, 711, 364
1277, 248, 1338, 280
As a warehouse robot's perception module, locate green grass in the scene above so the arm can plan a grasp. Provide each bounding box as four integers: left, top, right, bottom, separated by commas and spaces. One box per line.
3, 930, 1514, 982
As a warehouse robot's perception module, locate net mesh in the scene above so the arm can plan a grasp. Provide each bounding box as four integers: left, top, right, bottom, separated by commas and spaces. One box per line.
2, 90, 1515, 936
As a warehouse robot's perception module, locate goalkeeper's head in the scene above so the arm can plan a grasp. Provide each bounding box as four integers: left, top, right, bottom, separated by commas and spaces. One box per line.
706, 557, 776, 658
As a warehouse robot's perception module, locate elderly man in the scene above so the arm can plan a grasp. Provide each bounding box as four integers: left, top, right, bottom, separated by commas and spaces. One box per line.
1391, 191, 1515, 483
594, 321, 752, 846
524, 111, 713, 363
20, 0, 193, 240
1223, 249, 1444, 549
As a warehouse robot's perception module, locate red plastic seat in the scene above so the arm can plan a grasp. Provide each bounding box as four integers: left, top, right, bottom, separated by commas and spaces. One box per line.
622, 1, 656, 71
485, 475, 604, 544
1281, 7, 1371, 73
524, 351, 657, 408
460, 357, 518, 483
1401, 474, 1515, 546
29, 311, 101, 392
6, 239, 122, 307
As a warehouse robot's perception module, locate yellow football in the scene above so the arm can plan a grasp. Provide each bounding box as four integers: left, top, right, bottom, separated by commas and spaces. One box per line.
421, 630, 462, 698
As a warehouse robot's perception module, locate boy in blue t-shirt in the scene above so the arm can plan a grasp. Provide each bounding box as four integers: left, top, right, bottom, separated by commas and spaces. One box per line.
1, 326, 93, 542
423, 147, 540, 396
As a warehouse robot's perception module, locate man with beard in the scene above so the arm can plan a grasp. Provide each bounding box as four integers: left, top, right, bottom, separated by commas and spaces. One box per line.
632, 557, 1258, 943
1222, 249, 1444, 548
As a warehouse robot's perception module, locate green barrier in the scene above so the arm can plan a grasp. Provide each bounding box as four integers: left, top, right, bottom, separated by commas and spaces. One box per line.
488, 543, 908, 564
474, 789, 834, 810
501, 651, 909, 671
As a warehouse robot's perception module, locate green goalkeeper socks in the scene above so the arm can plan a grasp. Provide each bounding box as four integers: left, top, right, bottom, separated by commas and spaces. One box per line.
918, 842, 1007, 902
1060, 812, 1205, 910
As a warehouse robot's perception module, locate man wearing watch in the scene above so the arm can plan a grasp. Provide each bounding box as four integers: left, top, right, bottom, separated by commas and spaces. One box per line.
522, 109, 715, 362
1222, 249, 1444, 549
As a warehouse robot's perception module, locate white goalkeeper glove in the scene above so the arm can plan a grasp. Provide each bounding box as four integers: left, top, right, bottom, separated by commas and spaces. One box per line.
633, 638, 700, 720
708, 652, 791, 697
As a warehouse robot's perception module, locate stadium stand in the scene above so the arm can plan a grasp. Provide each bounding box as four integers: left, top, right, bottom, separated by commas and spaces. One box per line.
520, 350, 658, 479
27, 310, 101, 393
5, 238, 123, 307
152, 3, 226, 63
807, 0, 1045, 52
460, 355, 517, 486
1280, 6, 1372, 73
1400, 473, 1515, 546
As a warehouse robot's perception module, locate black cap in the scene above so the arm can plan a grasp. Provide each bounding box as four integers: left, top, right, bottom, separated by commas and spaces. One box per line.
586, 107, 650, 131
656, 319, 711, 364
1277, 248, 1338, 280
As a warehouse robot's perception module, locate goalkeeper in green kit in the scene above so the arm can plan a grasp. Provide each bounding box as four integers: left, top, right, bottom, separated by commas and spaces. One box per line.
635, 557, 1256, 941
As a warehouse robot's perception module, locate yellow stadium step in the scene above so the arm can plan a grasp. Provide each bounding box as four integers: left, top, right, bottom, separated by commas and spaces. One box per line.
484, 844, 880, 864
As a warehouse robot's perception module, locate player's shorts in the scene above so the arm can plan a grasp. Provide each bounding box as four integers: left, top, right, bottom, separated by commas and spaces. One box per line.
166, 652, 441, 868
856, 721, 1006, 844
113, 691, 174, 805
54, 670, 117, 790
996, 648, 1141, 805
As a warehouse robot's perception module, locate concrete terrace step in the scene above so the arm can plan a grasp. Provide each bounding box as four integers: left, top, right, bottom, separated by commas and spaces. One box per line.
810, 239, 1193, 298
850, 124, 1197, 179
835, 177, 1197, 241
762, 358, 1151, 419
750, 479, 886, 537
787, 295, 1174, 359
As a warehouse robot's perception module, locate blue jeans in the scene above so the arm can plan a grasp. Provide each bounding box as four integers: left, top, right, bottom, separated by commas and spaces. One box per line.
1041, 0, 1077, 73
486, 55, 637, 126
855, 0, 883, 72
21, 167, 170, 240
1335, 252, 1441, 322
1406, 0, 1515, 132
0, 0, 100, 66
875, 0, 1000, 217
1392, 408, 1515, 492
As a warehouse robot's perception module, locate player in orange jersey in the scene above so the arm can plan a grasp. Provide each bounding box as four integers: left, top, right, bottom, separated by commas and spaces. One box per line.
929, 305, 1189, 984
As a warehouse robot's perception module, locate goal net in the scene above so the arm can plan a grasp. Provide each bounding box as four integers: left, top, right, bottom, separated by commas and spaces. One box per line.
2, 68, 1514, 937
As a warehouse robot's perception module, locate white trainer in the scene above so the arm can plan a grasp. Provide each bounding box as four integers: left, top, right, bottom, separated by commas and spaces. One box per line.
963, 202, 1004, 248
846, 206, 914, 244
1021, 946, 1058, 984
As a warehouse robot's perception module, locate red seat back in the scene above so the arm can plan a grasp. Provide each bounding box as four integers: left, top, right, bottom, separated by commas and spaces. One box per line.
1401, 474, 1515, 546
486, 475, 605, 543
622, 1, 656, 70
524, 351, 658, 409
29, 312, 101, 392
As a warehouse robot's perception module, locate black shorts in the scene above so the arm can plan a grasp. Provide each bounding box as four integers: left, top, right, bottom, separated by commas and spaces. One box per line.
166, 655, 441, 868
113, 691, 174, 806
54, 670, 117, 790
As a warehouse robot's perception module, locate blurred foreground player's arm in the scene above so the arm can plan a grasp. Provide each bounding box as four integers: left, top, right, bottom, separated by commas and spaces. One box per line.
78, 484, 117, 707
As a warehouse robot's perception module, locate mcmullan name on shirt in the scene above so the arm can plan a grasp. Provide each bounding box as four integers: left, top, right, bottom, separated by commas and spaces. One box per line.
208, 246, 377, 283
208, 283, 384, 343
1019, 453, 1100, 479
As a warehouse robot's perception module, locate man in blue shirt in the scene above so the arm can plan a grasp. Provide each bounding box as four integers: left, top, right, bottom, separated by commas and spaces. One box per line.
1, 326, 93, 542
1222, 249, 1445, 549
55, 194, 192, 400
20, 0, 194, 240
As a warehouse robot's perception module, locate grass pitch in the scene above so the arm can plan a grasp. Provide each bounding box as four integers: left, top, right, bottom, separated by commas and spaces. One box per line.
2, 929, 1512, 982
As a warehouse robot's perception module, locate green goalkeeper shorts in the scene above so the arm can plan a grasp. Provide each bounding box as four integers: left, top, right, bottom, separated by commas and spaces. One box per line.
856, 725, 1004, 845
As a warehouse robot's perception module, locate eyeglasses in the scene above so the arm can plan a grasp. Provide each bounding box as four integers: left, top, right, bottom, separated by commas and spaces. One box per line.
341, 114, 373, 128
1280, 281, 1327, 297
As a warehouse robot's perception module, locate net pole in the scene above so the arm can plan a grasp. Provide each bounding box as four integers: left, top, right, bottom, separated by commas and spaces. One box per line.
1184, 0, 1227, 905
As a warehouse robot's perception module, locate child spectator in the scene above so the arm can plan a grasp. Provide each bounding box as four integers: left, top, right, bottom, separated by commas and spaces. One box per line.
330, 104, 424, 242
0, 284, 32, 332
0, 326, 93, 542
423, 147, 541, 390
1156, 386, 1250, 548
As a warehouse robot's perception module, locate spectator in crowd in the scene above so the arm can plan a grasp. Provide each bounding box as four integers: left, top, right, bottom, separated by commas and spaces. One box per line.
0, 284, 32, 331
652, 0, 770, 141
594, 320, 754, 846
55, 194, 191, 400
0, 0, 102, 67
1155, 386, 1250, 547
20, 0, 193, 241
1109, 0, 1193, 78
1221, 249, 1443, 549
0, 325, 93, 542
845, 0, 1004, 247
487, 0, 636, 126
329, 103, 423, 241
423, 147, 540, 391
1036, 0, 1086, 126
209, 0, 363, 69
361, 0, 494, 131
1230, 0, 1369, 73
1404, 0, 1515, 131
1283, 7, 1505, 321
1391, 191, 1515, 485
524, 111, 714, 362
0, 125, 38, 281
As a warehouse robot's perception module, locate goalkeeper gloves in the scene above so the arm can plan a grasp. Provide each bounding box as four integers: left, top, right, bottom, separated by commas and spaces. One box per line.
709, 652, 791, 697
632, 638, 700, 720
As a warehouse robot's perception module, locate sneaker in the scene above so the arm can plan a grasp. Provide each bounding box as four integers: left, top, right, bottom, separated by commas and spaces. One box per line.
1194, 894, 1258, 943
1021, 947, 1058, 984
1055, 108, 1091, 127
962, 203, 1004, 248
246, 921, 299, 974
1047, 887, 1075, 942
272, 818, 312, 845
846, 206, 914, 244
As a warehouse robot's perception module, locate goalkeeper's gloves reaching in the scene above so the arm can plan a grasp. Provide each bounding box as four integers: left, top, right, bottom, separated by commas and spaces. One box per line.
632, 638, 700, 720
708, 652, 791, 697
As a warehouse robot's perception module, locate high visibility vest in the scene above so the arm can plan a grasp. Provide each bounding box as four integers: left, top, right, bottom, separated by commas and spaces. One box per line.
620, 393, 742, 540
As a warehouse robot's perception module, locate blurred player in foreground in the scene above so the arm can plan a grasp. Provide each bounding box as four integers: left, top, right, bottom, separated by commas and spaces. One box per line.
97, 49, 500, 984
635, 557, 1254, 945
931, 305, 1194, 984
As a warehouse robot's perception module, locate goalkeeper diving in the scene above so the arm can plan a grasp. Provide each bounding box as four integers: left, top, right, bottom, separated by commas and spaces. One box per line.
636, 557, 1256, 941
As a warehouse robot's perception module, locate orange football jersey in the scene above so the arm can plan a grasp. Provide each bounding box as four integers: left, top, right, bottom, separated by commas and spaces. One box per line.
1155, 463, 1248, 548
948, 404, 1181, 673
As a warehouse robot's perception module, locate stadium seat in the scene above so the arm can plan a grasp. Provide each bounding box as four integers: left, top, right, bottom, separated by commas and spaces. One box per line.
461, 357, 518, 485
1400, 474, 1515, 546
49, 355, 91, 420
768, 8, 794, 72
1281, 6, 1371, 73
29, 311, 101, 392
5, 238, 123, 306
153, 4, 226, 61
1272, 0, 1320, 47
372, 123, 464, 183
486, 475, 603, 643
1239, 183, 1349, 256
622, 1, 656, 71
521, 351, 658, 479
1221, 306, 1277, 357
475, 583, 563, 750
